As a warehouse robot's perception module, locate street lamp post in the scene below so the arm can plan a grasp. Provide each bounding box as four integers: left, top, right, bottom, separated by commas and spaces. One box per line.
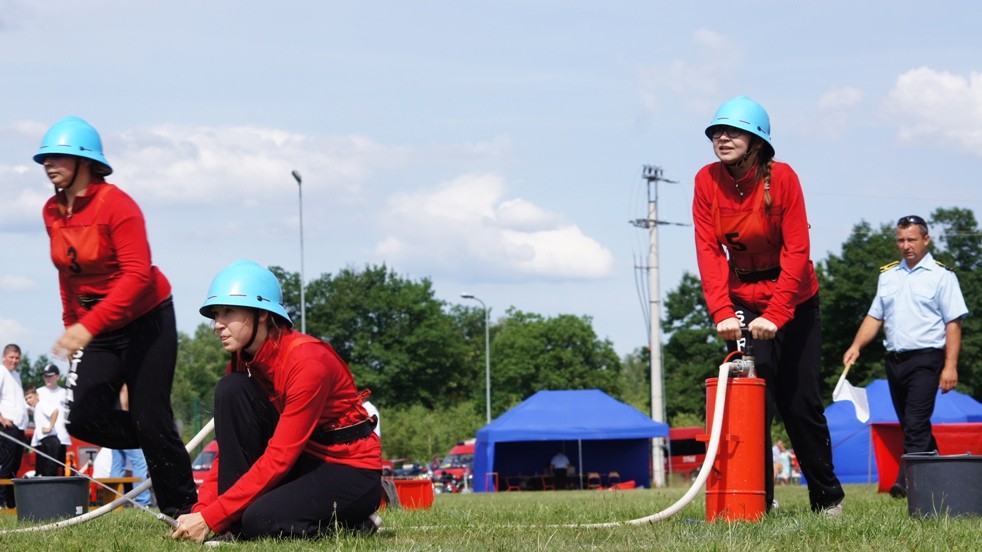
291, 170, 306, 334
461, 293, 491, 424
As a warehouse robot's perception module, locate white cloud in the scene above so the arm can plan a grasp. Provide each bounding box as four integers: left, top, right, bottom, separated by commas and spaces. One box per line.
375, 173, 615, 282
639, 28, 742, 115
0, 317, 27, 344
0, 275, 40, 291
814, 86, 865, 138
112, 124, 379, 205
819, 86, 864, 110
887, 66, 982, 154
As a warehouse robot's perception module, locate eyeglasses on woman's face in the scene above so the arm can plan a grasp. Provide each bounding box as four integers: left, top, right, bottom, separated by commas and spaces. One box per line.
709, 126, 747, 140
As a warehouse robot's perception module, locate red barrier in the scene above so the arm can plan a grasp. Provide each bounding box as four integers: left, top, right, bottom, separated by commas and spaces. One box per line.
392, 478, 434, 509
871, 422, 982, 493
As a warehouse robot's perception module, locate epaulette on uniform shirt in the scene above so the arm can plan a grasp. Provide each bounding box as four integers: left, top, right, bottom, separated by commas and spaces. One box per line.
935, 260, 955, 272
880, 260, 900, 273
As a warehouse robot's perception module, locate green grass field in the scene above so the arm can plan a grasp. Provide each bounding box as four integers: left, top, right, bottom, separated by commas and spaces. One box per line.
1, 484, 979, 551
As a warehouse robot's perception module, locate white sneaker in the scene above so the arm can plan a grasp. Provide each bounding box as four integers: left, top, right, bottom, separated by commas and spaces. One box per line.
203, 533, 237, 547
822, 501, 843, 517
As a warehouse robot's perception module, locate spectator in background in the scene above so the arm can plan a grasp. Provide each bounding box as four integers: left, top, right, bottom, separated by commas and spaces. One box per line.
771, 442, 782, 487
37, 364, 68, 413
25, 386, 71, 476
550, 450, 571, 490
110, 385, 152, 506
0, 344, 29, 507
776, 441, 793, 485
36, 364, 71, 465
111, 448, 152, 507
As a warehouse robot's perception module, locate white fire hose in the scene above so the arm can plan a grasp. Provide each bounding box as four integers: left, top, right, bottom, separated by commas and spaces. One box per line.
2, 361, 738, 534
572, 360, 734, 527
0, 418, 214, 534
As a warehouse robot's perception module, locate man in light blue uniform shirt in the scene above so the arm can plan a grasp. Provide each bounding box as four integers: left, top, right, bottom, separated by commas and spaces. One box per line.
843, 215, 968, 499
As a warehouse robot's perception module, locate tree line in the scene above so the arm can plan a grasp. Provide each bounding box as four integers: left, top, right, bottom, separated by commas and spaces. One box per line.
16, 207, 981, 464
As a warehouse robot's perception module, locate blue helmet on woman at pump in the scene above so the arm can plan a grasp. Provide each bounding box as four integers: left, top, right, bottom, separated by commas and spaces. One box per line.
200, 260, 293, 326
33, 116, 113, 175
705, 96, 774, 155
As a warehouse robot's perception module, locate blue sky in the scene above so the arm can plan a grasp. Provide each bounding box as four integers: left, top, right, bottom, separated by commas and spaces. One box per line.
2, 2, 981, 367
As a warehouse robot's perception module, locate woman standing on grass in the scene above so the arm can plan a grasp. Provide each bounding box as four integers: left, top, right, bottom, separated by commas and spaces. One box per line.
36, 116, 197, 518
172, 260, 382, 543
692, 96, 844, 515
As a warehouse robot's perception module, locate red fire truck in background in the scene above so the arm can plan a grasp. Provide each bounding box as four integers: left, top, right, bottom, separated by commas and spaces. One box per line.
667, 426, 706, 481
15, 428, 100, 477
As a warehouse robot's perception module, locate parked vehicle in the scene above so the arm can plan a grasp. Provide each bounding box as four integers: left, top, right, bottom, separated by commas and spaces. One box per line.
430, 439, 474, 493
191, 440, 218, 487
666, 426, 706, 481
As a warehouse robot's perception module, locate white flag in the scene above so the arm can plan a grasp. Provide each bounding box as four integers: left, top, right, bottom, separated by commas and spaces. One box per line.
832, 377, 870, 423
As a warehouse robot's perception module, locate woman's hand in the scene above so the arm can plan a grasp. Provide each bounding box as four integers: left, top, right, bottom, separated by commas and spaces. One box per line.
171, 512, 211, 543
748, 317, 778, 340
52, 323, 93, 359
715, 317, 743, 341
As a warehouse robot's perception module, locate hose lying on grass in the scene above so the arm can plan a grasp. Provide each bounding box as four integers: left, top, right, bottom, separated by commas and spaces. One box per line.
0, 418, 215, 535
574, 360, 730, 527
570, 360, 730, 527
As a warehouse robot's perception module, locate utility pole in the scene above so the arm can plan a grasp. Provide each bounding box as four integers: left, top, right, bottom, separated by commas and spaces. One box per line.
630, 164, 680, 488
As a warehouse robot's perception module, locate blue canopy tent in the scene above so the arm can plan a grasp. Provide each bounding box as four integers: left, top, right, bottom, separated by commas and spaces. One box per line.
826, 379, 982, 485
472, 389, 669, 492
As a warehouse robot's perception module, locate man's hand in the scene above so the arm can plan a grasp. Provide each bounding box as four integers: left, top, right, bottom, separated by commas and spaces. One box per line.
939, 365, 958, 393
842, 347, 860, 369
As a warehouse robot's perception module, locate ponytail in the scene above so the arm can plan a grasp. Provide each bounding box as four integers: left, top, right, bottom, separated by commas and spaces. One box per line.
753, 139, 775, 213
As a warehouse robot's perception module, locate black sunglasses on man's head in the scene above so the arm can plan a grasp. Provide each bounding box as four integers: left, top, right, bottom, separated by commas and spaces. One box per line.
898, 215, 928, 231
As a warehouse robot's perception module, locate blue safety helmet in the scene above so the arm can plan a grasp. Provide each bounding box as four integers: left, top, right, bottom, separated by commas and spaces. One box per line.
199, 260, 293, 326
33, 116, 113, 175
705, 96, 774, 155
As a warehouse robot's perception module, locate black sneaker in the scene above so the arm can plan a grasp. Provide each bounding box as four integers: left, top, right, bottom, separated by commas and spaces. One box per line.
889, 483, 907, 499
355, 513, 383, 536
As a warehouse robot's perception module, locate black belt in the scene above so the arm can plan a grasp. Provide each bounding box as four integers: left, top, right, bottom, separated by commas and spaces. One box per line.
310, 417, 377, 446
78, 295, 105, 310
886, 348, 942, 362
733, 266, 781, 283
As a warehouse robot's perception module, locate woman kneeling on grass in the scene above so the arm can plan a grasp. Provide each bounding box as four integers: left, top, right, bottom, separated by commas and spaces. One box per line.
171, 260, 382, 544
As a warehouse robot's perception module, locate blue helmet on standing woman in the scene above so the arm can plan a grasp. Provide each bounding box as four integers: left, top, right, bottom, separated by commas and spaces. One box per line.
33, 116, 113, 175
199, 260, 293, 326
705, 96, 774, 156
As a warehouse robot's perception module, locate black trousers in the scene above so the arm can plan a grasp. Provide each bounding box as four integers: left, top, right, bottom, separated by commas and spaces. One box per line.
214, 372, 382, 539
731, 294, 845, 511
0, 426, 26, 507
885, 348, 944, 487
35, 434, 67, 477
64, 298, 197, 516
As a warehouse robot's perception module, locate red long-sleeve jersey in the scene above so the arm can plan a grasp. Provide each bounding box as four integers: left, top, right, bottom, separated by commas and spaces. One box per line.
193, 330, 382, 533
692, 161, 818, 329
42, 182, 172, 335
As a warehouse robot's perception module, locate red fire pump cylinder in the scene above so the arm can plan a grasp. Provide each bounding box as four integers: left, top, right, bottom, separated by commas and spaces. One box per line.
704, 376, 767, 522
